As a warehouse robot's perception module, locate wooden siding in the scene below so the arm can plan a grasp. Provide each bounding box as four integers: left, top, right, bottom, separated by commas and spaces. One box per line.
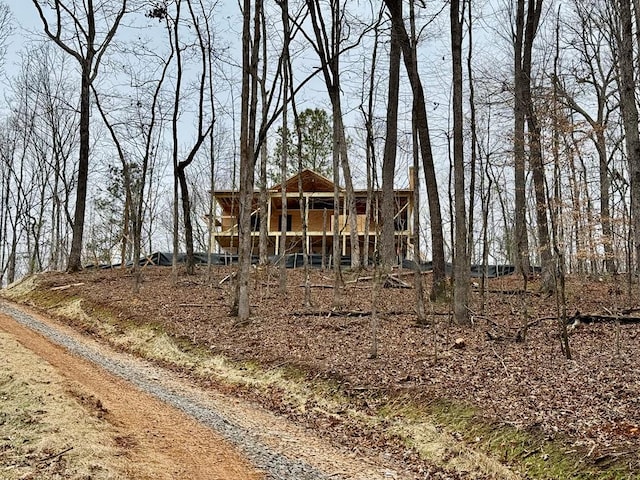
210, 170, 414, 257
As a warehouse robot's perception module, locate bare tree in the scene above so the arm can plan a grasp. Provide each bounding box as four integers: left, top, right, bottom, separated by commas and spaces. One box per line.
511, 0, 554, 295
279, 1, 289, 295
257, 4, 270, 267
23, 54, 63, 274
380, 1, 401, 271
466, 0, 479, 279
383, 0, 446, 299
146, 1, 214, 277
0, 2, 11, 68
556, 0, 618, 274
451, 0, 470, 324
32, 0, 128, 272
27, 46, 78, 271
0, 2, 13, 284
0, 122, 22, 285
233, 0, 312, 321
235, 0, 262, 322
409, 0, 426, 324
512, 0, 531, 277
0, 64, 42, 283
360, 27, 379, 270
523, 0, 553, 292
305, 0, 361, 275
92, 36, 173, 291
177, 0, 215, 274
616, 0, 640, 273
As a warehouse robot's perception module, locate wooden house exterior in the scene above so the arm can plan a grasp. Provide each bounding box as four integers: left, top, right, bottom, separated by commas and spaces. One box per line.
210, 169, 416, 261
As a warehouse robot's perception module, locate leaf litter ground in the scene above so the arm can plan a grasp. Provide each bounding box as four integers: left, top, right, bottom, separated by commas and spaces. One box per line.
24, 266, 640, 475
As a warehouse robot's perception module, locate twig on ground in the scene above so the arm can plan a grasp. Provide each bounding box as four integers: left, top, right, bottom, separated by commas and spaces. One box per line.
490, 343, 510, 377
179, 303, 217, 307
37, 446, 74, 464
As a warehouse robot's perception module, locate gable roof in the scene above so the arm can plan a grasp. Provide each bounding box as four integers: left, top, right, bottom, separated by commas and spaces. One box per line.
270, 168, 338, 193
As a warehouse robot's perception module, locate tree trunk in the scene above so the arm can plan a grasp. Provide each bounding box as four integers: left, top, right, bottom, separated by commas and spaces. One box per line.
259, 141, 269, 266
381, 0, 401, 271
295, 117, 312, 306
279, 68, 288, 294
32, 0, 127, 273
407, 0, 426, 324
451, 0, 470, 325
170, 1, 184, 284
135, 31, 174, 292
521, 0, 551, 291
596, 127, 615, 273
466, 0, 478, 271
6, 240, 16, 284
67, 65, 91, 272
174, 1, 213, 275
258, 4, 269, 267
617, 0, 640, 273
331, 94, 344, 305
362, 12, 382, 269
0, 163, 6, 286
337, 111, 361, 269
235, 0, 261, 323
384, 0, 446, 299
528, 110, 553, 288
177, 167, 195, 274
513, 0, 530, 277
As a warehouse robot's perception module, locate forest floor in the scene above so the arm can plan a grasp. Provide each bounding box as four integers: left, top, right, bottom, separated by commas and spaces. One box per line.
1, 265, 639, 479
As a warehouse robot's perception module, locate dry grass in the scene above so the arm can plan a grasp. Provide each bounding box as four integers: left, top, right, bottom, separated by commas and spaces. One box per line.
1, 275, 38, 300
0, 332, 126, 479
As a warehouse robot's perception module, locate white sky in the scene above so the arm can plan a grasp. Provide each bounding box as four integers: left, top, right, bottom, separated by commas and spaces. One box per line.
5, 1, 40, 56
0, 0, 501, 192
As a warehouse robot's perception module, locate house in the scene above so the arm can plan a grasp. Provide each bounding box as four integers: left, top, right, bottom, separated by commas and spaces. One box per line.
210, 169, 416, 262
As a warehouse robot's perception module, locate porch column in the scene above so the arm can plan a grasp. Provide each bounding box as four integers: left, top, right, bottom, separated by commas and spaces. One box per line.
267, 194, 272, 234
342, 194, 347, 256
305, 195, 310, 253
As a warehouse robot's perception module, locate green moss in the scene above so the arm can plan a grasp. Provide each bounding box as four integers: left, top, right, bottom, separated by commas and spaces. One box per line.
426, 398, 635, 479
25, 289, 74, 309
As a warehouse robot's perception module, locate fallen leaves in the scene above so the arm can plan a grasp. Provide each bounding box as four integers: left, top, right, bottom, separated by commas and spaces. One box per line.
31, 267, 640, 465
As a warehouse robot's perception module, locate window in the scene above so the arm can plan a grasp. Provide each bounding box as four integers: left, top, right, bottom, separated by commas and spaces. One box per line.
251, 214, 260, 232
310, 198, 334, 210
278, 214, 293, 232
394, 217, 406, 232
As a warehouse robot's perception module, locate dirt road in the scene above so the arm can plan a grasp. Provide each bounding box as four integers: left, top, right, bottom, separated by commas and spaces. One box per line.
0, 301, 409, 480
0, 308, 264, 480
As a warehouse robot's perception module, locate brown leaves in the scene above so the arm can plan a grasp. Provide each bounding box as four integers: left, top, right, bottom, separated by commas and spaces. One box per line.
39, 267, 640, 462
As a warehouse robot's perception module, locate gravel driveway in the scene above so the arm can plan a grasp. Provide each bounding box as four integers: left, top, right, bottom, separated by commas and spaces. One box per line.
0, 300, 406, 480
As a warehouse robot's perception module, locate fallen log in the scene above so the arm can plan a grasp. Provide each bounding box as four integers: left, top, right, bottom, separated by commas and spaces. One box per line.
484, 289, 540, 296
50, 283, 85, 291
568, 311, 640, 325
298, 284, 370, 289
219, 272, 236, 285
384, 275, 412, 289
178, 303, 217, 308
346, 274, 412, 288
292, 310, 410, 318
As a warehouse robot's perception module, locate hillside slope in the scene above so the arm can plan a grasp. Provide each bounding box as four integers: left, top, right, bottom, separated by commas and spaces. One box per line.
2, 266, 639, 478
